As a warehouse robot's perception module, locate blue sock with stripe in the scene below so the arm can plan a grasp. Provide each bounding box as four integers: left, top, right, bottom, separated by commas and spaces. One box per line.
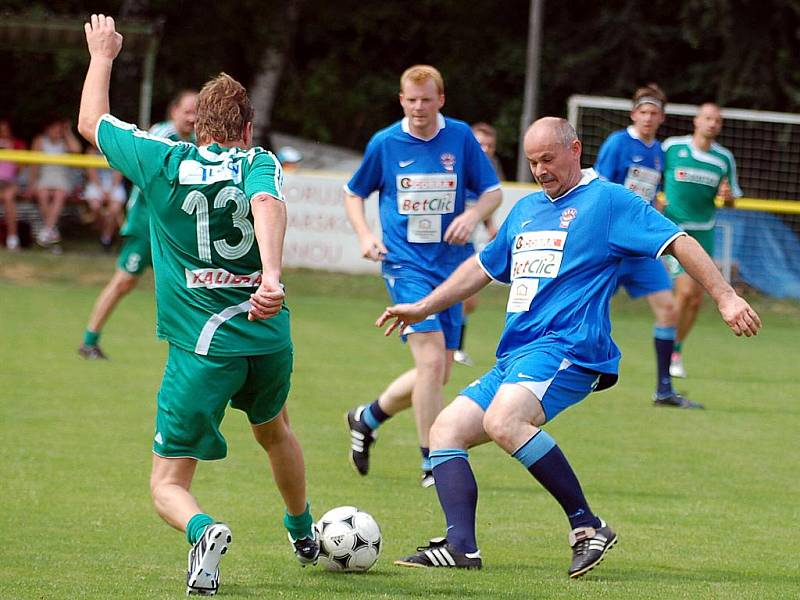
430, 449, 478, 553
513, 431, 600, 530
360, 399, 390, 431
654, 325, 676, 397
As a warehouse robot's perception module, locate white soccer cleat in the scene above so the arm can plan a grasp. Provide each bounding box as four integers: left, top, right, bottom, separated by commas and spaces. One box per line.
669, 352, 687, 378
186, 523, 232, 596
453, 350, 474, 366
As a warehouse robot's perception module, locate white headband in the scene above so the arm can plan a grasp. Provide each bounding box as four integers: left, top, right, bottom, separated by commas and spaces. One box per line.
634, 96, 663, 110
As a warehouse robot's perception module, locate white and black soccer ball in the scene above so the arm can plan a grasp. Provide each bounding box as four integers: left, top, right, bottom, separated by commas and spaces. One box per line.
316, 506, 382, 572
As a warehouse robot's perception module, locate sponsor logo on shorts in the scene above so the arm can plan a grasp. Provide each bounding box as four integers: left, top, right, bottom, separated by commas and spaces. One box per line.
186, 267, 261, 288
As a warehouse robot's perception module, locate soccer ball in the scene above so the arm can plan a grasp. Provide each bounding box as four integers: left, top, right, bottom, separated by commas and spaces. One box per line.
316, 506, 382, 572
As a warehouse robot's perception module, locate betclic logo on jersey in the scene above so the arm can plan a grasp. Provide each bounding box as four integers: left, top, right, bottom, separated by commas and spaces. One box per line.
396, 173, 457, 215
510, 231, 567, 280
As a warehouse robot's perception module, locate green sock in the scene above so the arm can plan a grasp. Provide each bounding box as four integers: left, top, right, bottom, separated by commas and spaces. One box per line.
284, 502, 313, 540
84, 330, 100, 347
186, 513, 215, 545
674, 341, 683, 353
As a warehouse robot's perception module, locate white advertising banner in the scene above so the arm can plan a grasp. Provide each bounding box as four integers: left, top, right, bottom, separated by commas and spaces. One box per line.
282, 170, 538, 274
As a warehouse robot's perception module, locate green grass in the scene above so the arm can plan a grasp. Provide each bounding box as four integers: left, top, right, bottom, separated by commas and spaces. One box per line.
1, 249, 799, 599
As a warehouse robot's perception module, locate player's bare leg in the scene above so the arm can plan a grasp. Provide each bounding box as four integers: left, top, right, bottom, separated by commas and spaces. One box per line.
672, 273, 705, 377
150, 456, 202, 531
79, 269, 139, 359
252, 410, 318, 565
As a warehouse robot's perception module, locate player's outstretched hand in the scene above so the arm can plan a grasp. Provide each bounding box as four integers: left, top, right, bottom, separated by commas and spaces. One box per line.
248, 282, 285, 321
84, 14, 123, 61
718, 292, 762, 337
375, 302, 427, 337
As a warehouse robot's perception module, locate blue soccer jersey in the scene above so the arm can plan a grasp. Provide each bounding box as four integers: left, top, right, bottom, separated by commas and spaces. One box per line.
477, 170, 684, 378
594, 126, 663, 203
346, 114, 501, 280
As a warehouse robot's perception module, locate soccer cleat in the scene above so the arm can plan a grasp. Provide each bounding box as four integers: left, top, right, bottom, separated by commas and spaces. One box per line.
394, 537, 482, 569
568, 520, 617, 579
453, 350, 475, 366
288, 527, 320, 566
420, 470, 435, 488
78, 343, 108, 360
346, 406, 376, 476
669, 352, 687, 378
186, 523, 232, 596
653, 392, 704, 409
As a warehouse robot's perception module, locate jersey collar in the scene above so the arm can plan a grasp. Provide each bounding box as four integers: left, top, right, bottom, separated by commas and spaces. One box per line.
401, 113, 446, 141
626, 125, 658, 148
546, 168, 599, 202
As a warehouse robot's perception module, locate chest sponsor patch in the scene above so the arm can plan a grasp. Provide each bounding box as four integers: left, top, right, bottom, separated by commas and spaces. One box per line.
673, 166, 720, 188
179, 159, 243, 185
624, 165, 661, 202
513, 230, 567, 253
396, 173, 457, 215
186, 267, 261, 289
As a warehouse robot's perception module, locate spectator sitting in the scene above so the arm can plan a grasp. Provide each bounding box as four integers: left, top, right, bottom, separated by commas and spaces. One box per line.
0, 118, 26, 251
82, 146, 127, 250
29, 118, 82, 248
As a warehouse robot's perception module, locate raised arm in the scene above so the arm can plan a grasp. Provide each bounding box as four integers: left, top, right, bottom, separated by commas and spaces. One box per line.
78, 14, 123, 146
344, 191, 387, 261
666, 235, 761, 337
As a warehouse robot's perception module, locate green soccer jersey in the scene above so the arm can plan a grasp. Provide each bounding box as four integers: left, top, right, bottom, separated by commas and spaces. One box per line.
661, 135, 742, 230
120, 121, 195, 238
97, 114, 290, 357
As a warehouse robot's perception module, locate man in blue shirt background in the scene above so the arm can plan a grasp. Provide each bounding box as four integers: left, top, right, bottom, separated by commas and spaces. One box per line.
594, 84, 698, 408
379, 117, 761, 577
344, 65, 501, 487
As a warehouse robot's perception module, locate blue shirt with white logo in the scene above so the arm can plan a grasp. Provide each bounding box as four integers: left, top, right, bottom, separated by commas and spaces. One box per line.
594, 126, 663, 203
477, 170, 683, 379
346, 114, 501, 280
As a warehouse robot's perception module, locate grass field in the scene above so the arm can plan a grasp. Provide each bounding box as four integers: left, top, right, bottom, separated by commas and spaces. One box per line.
2, 248, 799, 599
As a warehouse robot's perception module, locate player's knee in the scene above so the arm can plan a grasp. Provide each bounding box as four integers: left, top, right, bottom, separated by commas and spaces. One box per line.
482, 405, 514, 447
416, 352, 447, 382
429, 408, 465, 449
252, 416, 290, 450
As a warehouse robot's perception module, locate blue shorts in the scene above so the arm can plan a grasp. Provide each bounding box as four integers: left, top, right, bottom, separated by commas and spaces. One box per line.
460, 351, 600, 423
616, 256, 672, 299
383, 270, 463, 350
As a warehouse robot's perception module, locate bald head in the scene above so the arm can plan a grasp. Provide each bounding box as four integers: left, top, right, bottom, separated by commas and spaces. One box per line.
524, 117, 583, 198
694, 102, 723, 142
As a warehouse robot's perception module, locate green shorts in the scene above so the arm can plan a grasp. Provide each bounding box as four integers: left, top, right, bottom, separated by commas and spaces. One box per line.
665, 228, 715, 277
153, 343, 293, 460
116, 234, 152, 275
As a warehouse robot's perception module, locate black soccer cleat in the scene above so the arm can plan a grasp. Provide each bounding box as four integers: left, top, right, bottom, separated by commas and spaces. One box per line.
186, 523, 232, 596
567, 520, 617, 578
346, 406, 376, 475
653, 392, 704, 409
288, 527, 320, 567
394, 537, 482, 569
78, 343, 108, 360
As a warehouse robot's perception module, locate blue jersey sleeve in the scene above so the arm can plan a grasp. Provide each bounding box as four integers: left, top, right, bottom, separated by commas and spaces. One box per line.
607, 187, 683, 259
594, 132, 623, 183
477, 203, 519, 283
346, 134, 384, 199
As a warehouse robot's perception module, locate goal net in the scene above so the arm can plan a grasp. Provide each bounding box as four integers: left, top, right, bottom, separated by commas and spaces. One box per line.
567, 95, 800, 298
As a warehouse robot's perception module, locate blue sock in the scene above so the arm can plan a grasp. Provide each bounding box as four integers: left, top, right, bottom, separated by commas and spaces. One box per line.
361, 399, 390, 431
513, 431, 601, 530
654, 325, 676, 397
420, 446, 431, 471
430, 449, 478, 553
186, 513, 214, 545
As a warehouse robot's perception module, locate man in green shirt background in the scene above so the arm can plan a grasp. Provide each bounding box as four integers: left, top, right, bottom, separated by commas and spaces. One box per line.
662, 103, 742, 379
78, 14, 318, 596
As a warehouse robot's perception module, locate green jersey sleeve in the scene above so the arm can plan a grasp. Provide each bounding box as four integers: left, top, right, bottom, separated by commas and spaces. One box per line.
244, 148, 285, 202
96, 114, 181, 190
